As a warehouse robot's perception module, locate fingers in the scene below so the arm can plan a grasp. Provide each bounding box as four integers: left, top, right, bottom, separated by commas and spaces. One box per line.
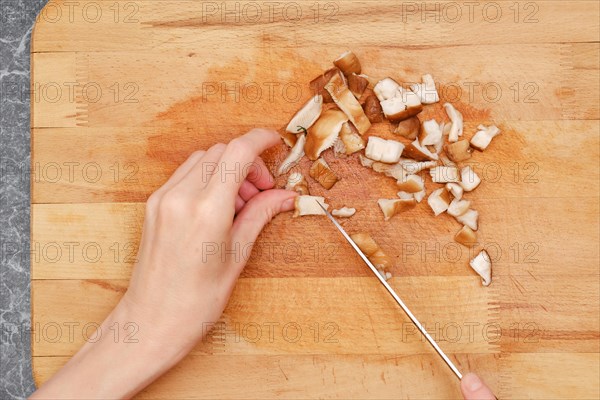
239, 180, 260, 202
207, 129, 280, 204
230, 189, 298, 267
175, 143, 227, 194
245, 156, 275, 191
460, 373, 496, 400
153, 150, 206, 196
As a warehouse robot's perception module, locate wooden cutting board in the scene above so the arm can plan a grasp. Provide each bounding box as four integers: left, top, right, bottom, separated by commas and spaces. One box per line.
31, 1, 599, 398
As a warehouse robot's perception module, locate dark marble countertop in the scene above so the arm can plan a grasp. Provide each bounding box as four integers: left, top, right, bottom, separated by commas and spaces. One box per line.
1, 1, 48, 398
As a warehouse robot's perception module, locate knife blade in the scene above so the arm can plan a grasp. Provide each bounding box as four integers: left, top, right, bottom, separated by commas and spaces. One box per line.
316, 200, 463, 380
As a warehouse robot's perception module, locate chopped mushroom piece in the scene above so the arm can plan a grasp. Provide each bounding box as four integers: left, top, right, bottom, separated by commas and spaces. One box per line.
359, 154, 375, 168
469, 250, 492, 286
394, 117, 420, 139
285, 172, 310, 195
455, 209, 479, 231
374, 78, 401, 101
325, 73, 372, 134
439, 153, 457, 167
444, 103, 464, 142
305, 109, 347, 160
293, 195, 329, 217
427, 188, 451, 216
339, 122, 366, 154
348, 73, 369, 98
277, 134, 306, 176
332, 207, 356, 218
365, 136, 405, 163
309, 68, 344, 103
414, 189, 426, 203
378, 198, 417, 220
350, 232, 393, 271
410, 74, 440, 104
397, 191, 414, 200
333, 51, 362, 75
460, 166, 481, 191
309, 158, 339, 190
446, 182, 464, 200
447, 198, 471, 217
419, 119, 443, 146
455, 225, 477, 247
471, 125, 501, 151
396, 174, 424, 193
380, 88, 423, 122
361, 91, 384, 123
371, 161, 407, 180
444, 140, 472, 162
286, 95, 323, 134
430, 166, 460, 183
398, 158, 437, 174
403, 139, 439, 161
280, 130, 298, 147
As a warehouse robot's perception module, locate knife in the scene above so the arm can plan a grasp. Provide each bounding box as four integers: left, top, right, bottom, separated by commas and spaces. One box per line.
316, 201, 463, 380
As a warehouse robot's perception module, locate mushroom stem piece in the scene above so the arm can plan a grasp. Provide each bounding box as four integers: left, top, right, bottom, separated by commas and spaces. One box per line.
471, 125, 501, 151
410, 74, 440, 104
459, 166, 481, 191
294, 195, 329, 217
444, 103, 463, 142
332, 207, 356, 218
470, 250, 492, 286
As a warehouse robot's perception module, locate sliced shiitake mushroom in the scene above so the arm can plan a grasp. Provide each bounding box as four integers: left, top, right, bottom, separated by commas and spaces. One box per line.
305, 109, 348, 160
447, 198, 471, 217
455, 209, 479, 231
446, 182, 464, 200
339, 122, 366, 154
380, 88, 423, 122
361, 92, 384, 123
277, 133, 306, 176
444, 140, 472, 162
332, 207, 356, 218
365, 136, 405, 164
309, 158, 339, 190
350, 232, 393, 271
280, 130, 298, 147
427, 187, 451, 216
371, 161, 406, 180
348, 73, 369, 98
410, 74, 440, 105
378, 198, 417, 220
471, 125, 501, 151
396, 174, 424, 193
325, 73, 372, 135
394, 116, 420, 139
286, 95, 323, 134
444, 102, 463, 142
294, 195, 329, 217
285, 172, 309, 195
460, 166, 481, 191
333, 51, 362, 75
469, 250, 492, 286
309, 68, 344, 103
455, 225, 477, 247
374, 77, 401, 101
398, 158, 437, 174
359, 154, 375, 168
403, 139, 439, 162
419, 119, 443, 146
430, 166, 460, 183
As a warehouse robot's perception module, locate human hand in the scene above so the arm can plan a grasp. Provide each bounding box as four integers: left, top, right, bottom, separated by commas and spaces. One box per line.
461, 373, 496, 400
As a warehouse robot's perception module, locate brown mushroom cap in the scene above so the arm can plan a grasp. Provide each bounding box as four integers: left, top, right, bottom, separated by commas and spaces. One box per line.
378, 198, 417, 221
333, 51, 362, 75
403, 139, 439, 162
339, 122, 366, 154
309, 158, 339, 190
325, 73, 372, 134
309, 68, 344, 103
380, 93, 423, 122
394, 117, 420, 139
305, 109, 348, 160
444, 140, 473, 162
348, 73, 369, 98
350, 232, 393, 270
455, 225, 477, 247
361, 92, 384, 123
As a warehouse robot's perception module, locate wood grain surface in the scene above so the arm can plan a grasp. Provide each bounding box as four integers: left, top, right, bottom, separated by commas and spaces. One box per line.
31, 1, 599, 398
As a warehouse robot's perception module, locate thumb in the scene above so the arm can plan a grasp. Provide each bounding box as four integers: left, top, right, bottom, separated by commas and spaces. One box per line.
231, 188, 298, 251
460, 373, 496, 400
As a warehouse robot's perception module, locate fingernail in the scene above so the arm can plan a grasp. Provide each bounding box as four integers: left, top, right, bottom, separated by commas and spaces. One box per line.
464, 373, 483, 391
282, 197, 296, 211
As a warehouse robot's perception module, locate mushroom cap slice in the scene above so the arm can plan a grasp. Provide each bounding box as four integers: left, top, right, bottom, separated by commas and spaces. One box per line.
280, 130, 298, 147
348, 73, 369, 98
460, 166, 481, 191
471, 125, 501, 151
374, 78, 401, 101
333, 51, 362, 75
455, 209, 479, 231
294, 195, 329, 217
325, 73, 372, 134
455, 225, 477, 247
332, 207, 356, 218
378, 198, 417, 221
309, 158, 339, 190
396, 174, 424, 193
305, 109, 348, 160
410, 74, 440, 105
444, 140, 473, 162
427, 187, 451, 216
277, 133, 306, 176
371, 161, 406, 181
380, 88, 423, 122
309, 68, 344, 103
286, 95, 323, 134
350, 232, 393, 270
285, 172, 309, 195
394, 116, 420, 140
430, 166, 460, 183
419, 119, 443, 146
365, 136, 405, 164
446, 182, 464, 200
447, 198, 471, 217
339, 122, 366, 154
443, 103, 464, 142
361, 93, 384, 123
470, 250, 492, 286
403, 139, 439, 161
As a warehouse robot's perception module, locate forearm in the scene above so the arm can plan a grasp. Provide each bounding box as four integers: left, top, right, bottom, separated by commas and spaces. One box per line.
30, 302, 180, 400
